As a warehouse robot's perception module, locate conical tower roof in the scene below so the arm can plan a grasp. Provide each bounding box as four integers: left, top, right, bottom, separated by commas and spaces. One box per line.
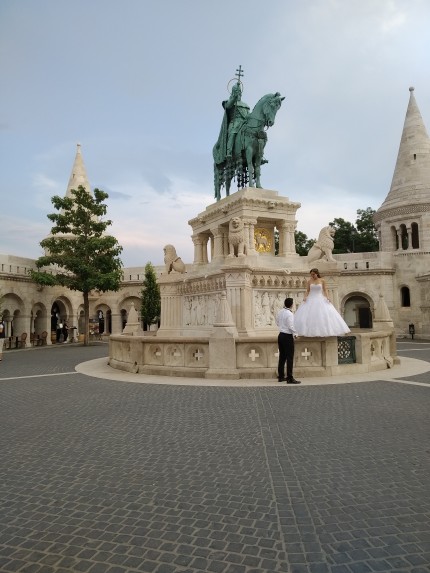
375, 88, 430, 221
42, 144, 92, 249
66, 143, 91, 197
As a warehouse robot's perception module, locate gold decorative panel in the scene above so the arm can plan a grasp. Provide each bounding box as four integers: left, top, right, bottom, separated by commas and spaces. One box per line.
254, 228, 273, 253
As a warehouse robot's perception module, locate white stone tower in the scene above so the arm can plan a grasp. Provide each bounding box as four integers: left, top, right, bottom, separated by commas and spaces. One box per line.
42, 143, 93, 253
374, 87, 430, 251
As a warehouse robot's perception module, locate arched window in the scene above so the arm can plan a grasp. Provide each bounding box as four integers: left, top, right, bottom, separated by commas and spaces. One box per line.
401, 286, 411, 307
411, 222, 419, 249
121, 309, 127, 329
400, 224, 408, 250
391, 226, 398, 250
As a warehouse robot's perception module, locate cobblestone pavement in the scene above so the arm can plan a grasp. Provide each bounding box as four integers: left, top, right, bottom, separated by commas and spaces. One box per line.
0, 344, 429, 573
396, 341, 430, 385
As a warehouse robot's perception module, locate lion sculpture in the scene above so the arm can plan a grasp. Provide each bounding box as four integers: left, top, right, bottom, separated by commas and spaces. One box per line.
228, 217, 246, 257
163, 244, 186, 274
307, 226, 336, 263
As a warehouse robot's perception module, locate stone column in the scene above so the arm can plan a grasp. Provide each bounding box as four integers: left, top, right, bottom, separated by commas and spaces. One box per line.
278, 221, 296, 256
4, 317, 12, 338
406, 227, 412, 250
192, 235, 204, 264
225, 269, 254, 334
211, 227, 225, 260
223, 231, 229, 256
202, 235, 209, 263
396, 228, 402, 250
111, 312, 123, 335
245, 219, 257, 255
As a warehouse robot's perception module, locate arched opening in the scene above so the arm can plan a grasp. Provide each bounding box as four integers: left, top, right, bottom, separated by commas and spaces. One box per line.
390, 226, 398, 250
33, 308, 45, 335
344, 295, 373, 328
121, 297, 142, 331
400, 224, 408, 250
401, 286, 411, 307
106, 310, 112, 334
78, 309, 85, 334
411, 222, 419, 249
121, 309, 127, 330
97, 310, 105, 334
51, 301, 69, 343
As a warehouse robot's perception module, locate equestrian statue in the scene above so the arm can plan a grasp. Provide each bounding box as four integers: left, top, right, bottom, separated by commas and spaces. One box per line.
213, 66, 285, 201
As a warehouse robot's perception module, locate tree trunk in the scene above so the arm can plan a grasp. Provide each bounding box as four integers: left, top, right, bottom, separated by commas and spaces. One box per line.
83, 291, 90, 346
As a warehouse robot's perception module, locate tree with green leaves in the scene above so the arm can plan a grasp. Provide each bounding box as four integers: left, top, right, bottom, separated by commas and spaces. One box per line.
141, 262, 161, 331
355, 207, 379, 252
274, 229, 316, 256
329, 217, 357, 253
295, 231, 316, 256
30, 185, 123, 345
330, 208, 379, 253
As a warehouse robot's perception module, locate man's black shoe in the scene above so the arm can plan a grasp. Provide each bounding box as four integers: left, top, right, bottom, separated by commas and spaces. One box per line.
278, 378, 286, 383
287, 378, 301, 384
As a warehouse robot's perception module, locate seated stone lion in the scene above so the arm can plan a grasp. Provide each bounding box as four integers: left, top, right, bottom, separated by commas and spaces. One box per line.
163, 244, 186, 273
307, 226, 336, 263
228, 217, 246, 257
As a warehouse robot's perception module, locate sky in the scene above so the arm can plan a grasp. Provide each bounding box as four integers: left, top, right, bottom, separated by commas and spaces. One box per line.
1, 0, 429, 268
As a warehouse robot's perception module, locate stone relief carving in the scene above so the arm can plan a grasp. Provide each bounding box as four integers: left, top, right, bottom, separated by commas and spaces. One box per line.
183, 293, 222, 326
163, 244, 186, 273
253, 290, 305, 328
178, 276, 226, 295
227, 217, 246, 257
307, 226, 336, 263
251, 275, 307, 288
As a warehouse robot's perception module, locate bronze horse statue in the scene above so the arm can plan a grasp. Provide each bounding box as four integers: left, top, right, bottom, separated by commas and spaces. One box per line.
213, 92, 284, 201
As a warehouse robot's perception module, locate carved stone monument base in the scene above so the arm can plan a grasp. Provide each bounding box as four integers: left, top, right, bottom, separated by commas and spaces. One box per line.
109, 187, 397, 380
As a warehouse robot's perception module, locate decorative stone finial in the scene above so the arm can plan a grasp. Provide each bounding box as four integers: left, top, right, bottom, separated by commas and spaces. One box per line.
409, 86, 414, 92
213, 292, 236, 327
122, 302, 144, 335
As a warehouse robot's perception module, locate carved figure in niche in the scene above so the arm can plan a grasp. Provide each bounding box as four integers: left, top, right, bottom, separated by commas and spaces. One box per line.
228, 217, 246, 257
254, 292, 262, 327
184, 297, 192, 326
261, 291, 271, 325
190, 297, 197, 325
211, 293, 221, 324
164, 244, 186, 273
272, 292, 284, 321
307, 226, 336, 263
196, 296, 204, 326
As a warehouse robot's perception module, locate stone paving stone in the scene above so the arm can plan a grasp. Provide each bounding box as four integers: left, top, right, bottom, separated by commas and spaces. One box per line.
0, 346, 429, 573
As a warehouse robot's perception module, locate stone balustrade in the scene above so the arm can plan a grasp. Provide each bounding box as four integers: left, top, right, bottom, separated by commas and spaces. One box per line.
109, 329, 397, 380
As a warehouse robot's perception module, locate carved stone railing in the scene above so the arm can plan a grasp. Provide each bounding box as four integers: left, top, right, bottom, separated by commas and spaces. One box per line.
337, 336, 356, 364
109, 330, 397, 380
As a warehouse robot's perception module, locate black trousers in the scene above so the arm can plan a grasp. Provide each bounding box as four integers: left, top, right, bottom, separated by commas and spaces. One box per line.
277, 332, 294, 380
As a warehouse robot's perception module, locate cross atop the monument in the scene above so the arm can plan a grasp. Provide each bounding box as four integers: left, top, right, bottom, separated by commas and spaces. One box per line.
235, 65, 244, 82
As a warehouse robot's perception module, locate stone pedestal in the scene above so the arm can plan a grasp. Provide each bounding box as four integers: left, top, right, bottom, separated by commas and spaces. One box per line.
110, 187, 397, 380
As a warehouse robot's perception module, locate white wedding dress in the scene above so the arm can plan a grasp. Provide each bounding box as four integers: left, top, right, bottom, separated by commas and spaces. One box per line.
295, 284, 350, 337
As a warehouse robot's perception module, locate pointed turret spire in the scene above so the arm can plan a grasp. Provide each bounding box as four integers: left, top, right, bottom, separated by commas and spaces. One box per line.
66, 143, 92, 198
42, 144, 93, 250
377, 87, 430, 214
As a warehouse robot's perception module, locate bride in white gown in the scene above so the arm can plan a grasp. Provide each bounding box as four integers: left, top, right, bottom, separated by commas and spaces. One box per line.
295, 268, 350, 337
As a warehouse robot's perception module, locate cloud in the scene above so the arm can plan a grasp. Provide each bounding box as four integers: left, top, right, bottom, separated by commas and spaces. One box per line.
1, 0, 429, 267
33, 173, 60, 190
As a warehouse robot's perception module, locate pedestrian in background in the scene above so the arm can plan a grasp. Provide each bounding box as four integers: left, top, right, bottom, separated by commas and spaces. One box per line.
0, 318, 5, 361
62, 322, 69, 343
